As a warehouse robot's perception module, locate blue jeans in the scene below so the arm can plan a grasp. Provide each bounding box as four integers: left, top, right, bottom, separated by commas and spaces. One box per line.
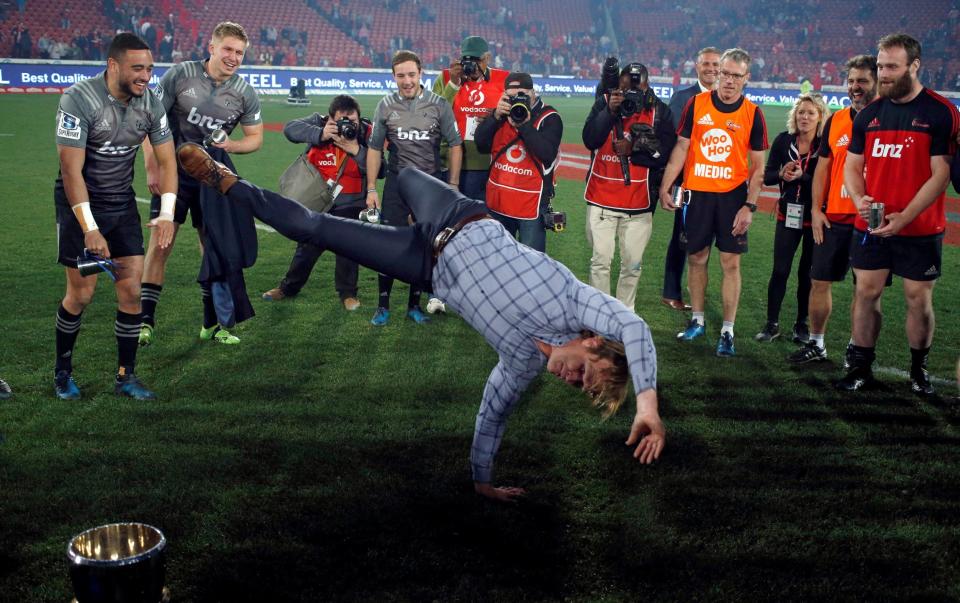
491, 211, 546, 253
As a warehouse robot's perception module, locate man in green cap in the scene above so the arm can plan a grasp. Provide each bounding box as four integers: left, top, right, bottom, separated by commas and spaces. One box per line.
433, 35, 509, 201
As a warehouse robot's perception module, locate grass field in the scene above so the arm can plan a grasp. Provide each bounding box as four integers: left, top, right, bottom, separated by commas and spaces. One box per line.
0, 93, 958, 602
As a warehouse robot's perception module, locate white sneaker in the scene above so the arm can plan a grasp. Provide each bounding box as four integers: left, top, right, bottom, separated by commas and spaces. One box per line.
426, 297, 446, 314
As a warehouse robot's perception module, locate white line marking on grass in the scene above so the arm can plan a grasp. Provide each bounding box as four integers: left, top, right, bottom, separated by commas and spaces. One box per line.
136, 196, 276, 232
0, 133, 13, 137
875, 365, 955, 387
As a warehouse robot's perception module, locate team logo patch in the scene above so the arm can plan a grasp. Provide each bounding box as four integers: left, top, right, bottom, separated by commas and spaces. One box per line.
725, 120, 741, 131
57, 110, 82, 140
253, 110, 261, 121
699, 128, 733, 162
155, 84, 164, 100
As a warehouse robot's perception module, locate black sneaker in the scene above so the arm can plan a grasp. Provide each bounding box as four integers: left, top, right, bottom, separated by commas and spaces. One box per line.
910, 369, 935, 397
792, 322, 810, 344
835, 366, 875, 391
754, 321, 780, 342
787, 341, 827, 364
843, 343, 854, 370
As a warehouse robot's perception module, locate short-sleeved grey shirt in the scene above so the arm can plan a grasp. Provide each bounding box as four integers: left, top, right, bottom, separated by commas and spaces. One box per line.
55, 71, 171, 212
368, 87, 462, 174
155, 60, 262, 145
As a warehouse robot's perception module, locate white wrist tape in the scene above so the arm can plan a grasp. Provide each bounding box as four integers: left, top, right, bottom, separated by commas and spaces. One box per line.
72, 202, 98, 232
158, 192, 177, 221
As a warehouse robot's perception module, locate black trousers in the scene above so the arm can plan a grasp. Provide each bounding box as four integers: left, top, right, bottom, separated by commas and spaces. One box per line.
278, 203, 362, 299
765, 220, 813, 325
225, 168, 486, 288
662, 209, 687, 300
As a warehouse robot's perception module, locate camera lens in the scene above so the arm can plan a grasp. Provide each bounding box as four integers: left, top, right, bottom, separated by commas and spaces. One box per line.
509, 103, 529, 122
462, 59, 479, 77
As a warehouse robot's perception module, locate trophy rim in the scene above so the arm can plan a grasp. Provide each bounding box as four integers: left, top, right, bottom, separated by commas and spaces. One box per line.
67, 522, 166, 568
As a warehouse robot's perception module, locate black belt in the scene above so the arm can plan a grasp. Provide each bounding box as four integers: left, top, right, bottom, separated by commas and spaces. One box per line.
433, 213, 493, 258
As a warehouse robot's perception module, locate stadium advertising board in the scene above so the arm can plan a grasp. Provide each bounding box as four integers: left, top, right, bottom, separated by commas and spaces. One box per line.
2, 61, 958, 108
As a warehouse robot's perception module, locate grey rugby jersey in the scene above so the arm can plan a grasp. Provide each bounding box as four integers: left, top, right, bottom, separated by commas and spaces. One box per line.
431, 219, 658, 484
155, 60, 262, 145
55, 71, 171, 210
368, 87, 461, 174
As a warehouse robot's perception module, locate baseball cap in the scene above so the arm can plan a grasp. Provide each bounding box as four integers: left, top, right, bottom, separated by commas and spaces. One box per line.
460, 36, 489, 58
505, 72, 534, 90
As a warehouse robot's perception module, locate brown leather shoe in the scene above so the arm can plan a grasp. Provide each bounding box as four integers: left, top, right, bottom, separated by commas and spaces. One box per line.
661, 297, 692, 311
262, 287, 286, 301
176, 142, 238, 194
342, 297, 361, 311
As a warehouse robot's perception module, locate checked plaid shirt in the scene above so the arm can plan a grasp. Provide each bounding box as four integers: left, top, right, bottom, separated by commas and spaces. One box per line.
431, 219, 658, 484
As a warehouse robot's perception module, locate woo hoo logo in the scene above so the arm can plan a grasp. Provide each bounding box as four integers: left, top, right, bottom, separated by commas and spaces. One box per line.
699, 128, 733, 162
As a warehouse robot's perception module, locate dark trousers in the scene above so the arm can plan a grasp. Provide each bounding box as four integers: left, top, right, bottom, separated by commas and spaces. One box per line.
662, 209, 687, 301
491, 212, 546, 252
765, 220, 813, 325
225, 168, 487, 287
278, 203, 362, 299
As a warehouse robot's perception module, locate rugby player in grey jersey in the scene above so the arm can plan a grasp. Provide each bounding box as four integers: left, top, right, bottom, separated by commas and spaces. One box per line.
139, 21, 263, 346
365, 50, 463, 326
53, 33, 178, 400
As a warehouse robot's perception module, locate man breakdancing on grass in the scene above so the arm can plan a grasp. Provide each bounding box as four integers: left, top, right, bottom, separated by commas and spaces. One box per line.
177, 142, 666, 502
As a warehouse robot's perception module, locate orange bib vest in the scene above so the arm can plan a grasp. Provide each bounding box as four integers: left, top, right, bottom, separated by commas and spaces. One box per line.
486, 110, 560, 219
823, 107, 857, 223
683, 92, 758, 193
584, 108, 656, 211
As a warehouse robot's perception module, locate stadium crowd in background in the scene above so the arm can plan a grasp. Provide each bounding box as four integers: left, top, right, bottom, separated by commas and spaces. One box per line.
4, 1, 960, 92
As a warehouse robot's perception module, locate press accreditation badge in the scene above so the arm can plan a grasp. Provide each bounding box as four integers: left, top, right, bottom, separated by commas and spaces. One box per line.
785, 202, 803, 230
57, 110, 82, 141
464, 116, 479, 141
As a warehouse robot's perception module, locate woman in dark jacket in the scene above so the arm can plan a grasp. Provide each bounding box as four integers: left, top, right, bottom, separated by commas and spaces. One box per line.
755, 93, 829, 344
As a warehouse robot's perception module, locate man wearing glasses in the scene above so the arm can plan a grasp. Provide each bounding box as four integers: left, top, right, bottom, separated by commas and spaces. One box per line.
658, 48, 768, 357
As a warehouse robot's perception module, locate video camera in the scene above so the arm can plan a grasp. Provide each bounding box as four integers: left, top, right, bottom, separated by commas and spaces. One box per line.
543, 205, 566, 233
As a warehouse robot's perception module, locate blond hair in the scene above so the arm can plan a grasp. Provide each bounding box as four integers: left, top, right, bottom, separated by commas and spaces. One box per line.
787, 92, 829, 136
581, 333, 630, 419
212, 22, 248, 45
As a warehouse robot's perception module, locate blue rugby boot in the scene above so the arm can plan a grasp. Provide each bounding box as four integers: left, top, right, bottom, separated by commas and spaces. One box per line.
406, 306, 431, 324
677, 319, 705, 341
716, 332, 736, 357
54, 370, 81, 400
115, 373, 157, 400
370, 307, 390, 326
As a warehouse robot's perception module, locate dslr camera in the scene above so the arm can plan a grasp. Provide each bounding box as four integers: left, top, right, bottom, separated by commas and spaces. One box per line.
508, 92, 531, 123
460, 56, 480, 78
335, 117, 358, 140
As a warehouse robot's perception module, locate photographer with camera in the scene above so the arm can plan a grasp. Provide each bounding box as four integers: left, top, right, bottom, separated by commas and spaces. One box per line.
475, 72, 563, 252
261, 95, 375, 311
433, 36, 508, 200
582, 61, 676, 311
